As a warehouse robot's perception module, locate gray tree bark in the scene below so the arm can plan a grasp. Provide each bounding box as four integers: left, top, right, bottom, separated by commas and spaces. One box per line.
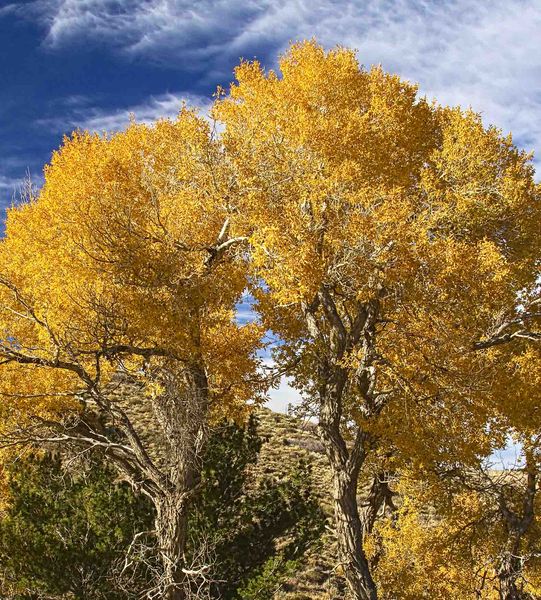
155, 493, 189, 600
496, 458, 537, 600
497, 544, 525, 600
307, 290, 386, 600
148, 362, 209, 599
331, 463, 379, 600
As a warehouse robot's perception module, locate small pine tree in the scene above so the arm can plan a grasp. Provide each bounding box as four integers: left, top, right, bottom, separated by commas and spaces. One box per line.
0, 452, 153, 599
188, 417, 326, 599
0, 416, 325, 599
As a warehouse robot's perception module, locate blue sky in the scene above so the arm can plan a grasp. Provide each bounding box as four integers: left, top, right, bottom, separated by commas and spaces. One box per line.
2, 0, 541, 208
1, 0, 540, 434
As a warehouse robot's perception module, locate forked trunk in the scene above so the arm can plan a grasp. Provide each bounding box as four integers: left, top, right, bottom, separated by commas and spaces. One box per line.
155, 492, 189, 600
309, 293, 383, 600
332, 466, 379, 600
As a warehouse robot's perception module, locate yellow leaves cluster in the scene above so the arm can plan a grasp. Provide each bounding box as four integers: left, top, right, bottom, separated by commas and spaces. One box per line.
0, 38, 539, 526
374, 493, 494, 599
213, 40, 541, 472
0, 108, 263, 421
216, 40, 540, 321
372, 471, 541, 599
490, 345, 541, 434
215, 42, 439, 308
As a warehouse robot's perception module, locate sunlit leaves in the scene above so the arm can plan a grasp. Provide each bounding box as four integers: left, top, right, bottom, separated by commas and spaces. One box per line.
0, 108, 264, 421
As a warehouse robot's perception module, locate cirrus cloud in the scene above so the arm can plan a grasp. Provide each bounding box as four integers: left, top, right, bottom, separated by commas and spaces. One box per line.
36, 91, 212, 134
7, 0, 541, 174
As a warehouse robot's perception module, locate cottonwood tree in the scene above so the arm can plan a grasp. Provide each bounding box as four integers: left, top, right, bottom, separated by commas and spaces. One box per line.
475, 446, 541, 600
373, 437, 541, 600
374, 324, 541, 599
0, 111, 263, 599
474, 351, 541, 600
214, 41, 541, 600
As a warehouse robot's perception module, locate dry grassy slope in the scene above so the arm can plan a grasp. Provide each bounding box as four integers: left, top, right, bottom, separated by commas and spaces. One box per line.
237, 409, 396, 599
112, 379, 349, 598
253, 408, 346, 600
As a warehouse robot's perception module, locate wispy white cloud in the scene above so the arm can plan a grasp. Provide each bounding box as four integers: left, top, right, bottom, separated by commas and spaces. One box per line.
0, 4, 19, 17
37, 92, 212, 134
12, 0, 541, 174
0, 173, 42, 191
0, 174, 23, 192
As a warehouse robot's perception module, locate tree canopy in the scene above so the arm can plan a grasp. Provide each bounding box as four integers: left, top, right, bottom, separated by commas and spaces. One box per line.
0, 40, 540, 600
0, 110, 262, 422
0, 108, 264, 599
215, 40, 541, 463
214, 40, 541, 599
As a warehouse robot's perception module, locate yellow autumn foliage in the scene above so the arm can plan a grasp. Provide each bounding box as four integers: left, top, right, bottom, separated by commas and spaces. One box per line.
214, 39, 541, 466
373, 469, 541, 599
0, 38, 539, 600
0, 108, 263, 427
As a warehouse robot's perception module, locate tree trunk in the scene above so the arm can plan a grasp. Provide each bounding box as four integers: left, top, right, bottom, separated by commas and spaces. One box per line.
147, 363, 209, 600
155, 492, 189, 600
496, 453, 537, 600
317, 367, 379, 600
497, 532, 528, 600
331, 465, 379, 600
308, 292, 382, 600
498, 551, 523, 600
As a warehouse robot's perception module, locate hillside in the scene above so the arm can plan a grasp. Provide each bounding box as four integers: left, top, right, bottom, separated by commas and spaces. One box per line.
110, 375, 345, 598
252, 408, 346, 600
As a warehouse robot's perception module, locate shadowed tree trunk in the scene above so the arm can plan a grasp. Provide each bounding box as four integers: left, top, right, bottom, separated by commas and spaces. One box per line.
331, 460, 379, 600
498, 543, 524, 600
155, 492, 190, 600
319, 401, 379, 600
496, 452, 537, 600
305, 291, 386, 600
147, 362, 209, 599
